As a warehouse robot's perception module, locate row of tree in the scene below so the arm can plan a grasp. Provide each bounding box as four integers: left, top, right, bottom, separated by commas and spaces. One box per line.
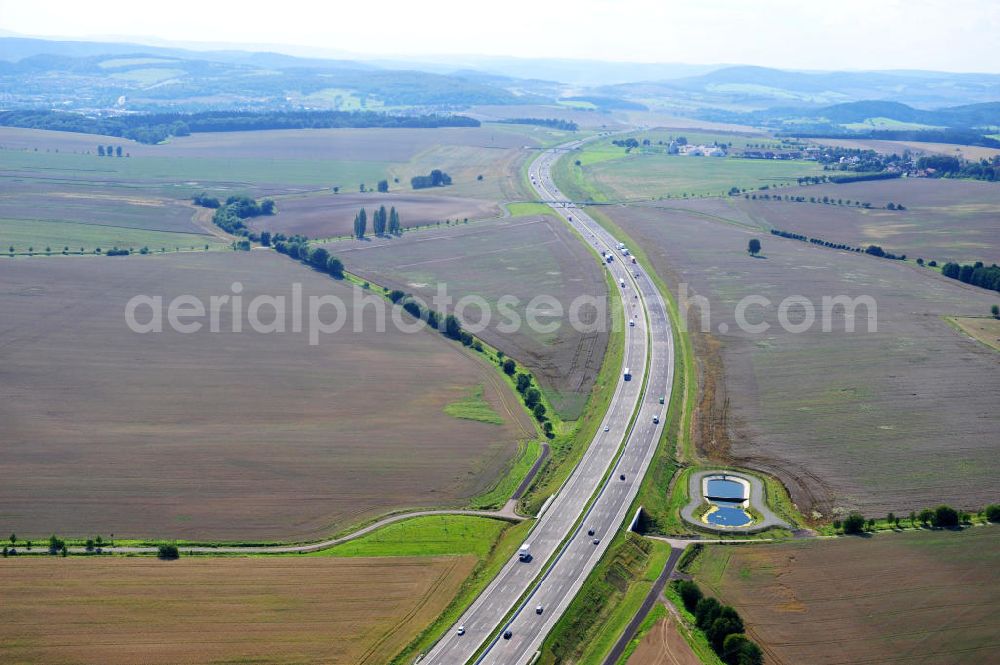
273, 239, 344, 279
511, 364, 551, 433
674, 580, 763, 665
96, 145, 124, 157
835, 503, 1000, 534
353, 206, 402, 238
769, 228, 906, 260
940, 261, 1000, 292
744, 190, 884, 208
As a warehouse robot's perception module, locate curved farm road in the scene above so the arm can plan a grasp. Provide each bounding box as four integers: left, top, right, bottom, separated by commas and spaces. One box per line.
66, 507, 526, 556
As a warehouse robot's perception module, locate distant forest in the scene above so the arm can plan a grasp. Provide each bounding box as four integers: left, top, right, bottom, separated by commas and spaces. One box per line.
0, 109, 480, 144
497, 118, 579, 131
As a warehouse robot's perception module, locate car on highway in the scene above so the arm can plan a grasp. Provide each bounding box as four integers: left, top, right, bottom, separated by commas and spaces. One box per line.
592, 538, 600, 545
629, 320, 635, 327
535, 605, 544, 615
457, 626, 465, 636
653, 415, 660, 424
659, 395, 665, 404
503, 630, 513, 640
587, 527, 595, 536
620, 474, 626, 481
604, 425, 610, 432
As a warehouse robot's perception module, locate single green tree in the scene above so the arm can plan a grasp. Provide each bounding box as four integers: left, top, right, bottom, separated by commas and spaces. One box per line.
157, 543, 180, 560
748, 238, 761, 256
694, 597, 722, 630
444, 314, 463, 340
326, 256, 344, 279
676, 580, 703, 613
992, 304, 999, 319
842, 512, 866, 534
933, 505, 959, 528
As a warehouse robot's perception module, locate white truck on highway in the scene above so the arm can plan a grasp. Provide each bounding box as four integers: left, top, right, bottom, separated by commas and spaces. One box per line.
518, 543, 531, 562
624, 367, 632, 381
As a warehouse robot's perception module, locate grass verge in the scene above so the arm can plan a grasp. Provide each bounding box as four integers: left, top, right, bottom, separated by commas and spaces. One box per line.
307, 514, 511, 559
389, 519, 534, 664
536, 534, 671, 664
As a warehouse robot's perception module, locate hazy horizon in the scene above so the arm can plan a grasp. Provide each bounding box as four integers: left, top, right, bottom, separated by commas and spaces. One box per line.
2, 0, 999, 74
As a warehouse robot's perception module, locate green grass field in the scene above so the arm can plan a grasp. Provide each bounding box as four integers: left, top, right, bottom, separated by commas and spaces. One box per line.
444, 385, 505, 425
505, 201, 557, 217
555, 131, 823, 202
313, 514, 510, 559
0, 218, 226, 254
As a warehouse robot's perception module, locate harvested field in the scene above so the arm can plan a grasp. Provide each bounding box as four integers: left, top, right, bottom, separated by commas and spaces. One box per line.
333, 214, 611, 419
947, 316, 1000, 352
627, 612, 702, 665
602, 203, 999, 517
0, 185, 202, 234
0, 554, 476, 665
0, 251, 531, 540
716, 178, 1000, 264
251, 191, 499, 239
0, 125, 534, 162
690, 528, 1000, 665
811, 136, 1000, 162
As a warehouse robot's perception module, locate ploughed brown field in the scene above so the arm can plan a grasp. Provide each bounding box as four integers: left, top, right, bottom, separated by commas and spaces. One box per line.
0, 554, 475, 665
690, 528, 1000, 665
335, 214, 611, 420
251, 191, 500, 239
601, 203, 999, 517
0, 251, 532, 541
711, 178, 1000, 264
627, 612, 702, 665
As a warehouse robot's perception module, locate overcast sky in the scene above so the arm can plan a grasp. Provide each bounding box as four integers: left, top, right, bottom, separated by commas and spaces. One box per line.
2, 0, 999, 72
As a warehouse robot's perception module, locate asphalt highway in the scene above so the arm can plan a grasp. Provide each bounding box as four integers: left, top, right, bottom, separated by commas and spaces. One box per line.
422, 138, 675, 665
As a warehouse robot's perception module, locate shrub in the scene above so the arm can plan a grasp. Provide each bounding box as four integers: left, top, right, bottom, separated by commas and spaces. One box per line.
986, 504, 1000, 523
157, 544, 180, 560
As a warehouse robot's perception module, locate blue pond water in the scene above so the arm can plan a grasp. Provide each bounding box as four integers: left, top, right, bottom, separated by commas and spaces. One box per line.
707, 501, 752, 527
706, 478, 745, 500
705, 477, 752, 527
